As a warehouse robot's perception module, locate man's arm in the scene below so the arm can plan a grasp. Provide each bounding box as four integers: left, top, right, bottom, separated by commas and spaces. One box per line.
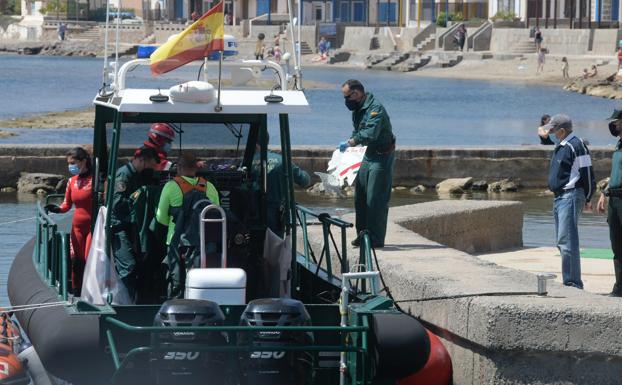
292, 163, 311, 188
351, 106, 385, 145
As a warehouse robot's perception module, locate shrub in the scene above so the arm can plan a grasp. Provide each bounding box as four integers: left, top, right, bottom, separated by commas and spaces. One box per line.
491, 11, 518, 21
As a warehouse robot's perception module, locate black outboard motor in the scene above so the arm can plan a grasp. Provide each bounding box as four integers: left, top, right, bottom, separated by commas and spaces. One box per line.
151, 299, 228, 385
238, 298, 314, 385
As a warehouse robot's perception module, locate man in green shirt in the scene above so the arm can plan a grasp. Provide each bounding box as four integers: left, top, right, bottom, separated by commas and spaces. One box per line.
110, 147, 160, 299
156, 151, 219, 298
340, 79, 395, 248
597, 110, 622, 297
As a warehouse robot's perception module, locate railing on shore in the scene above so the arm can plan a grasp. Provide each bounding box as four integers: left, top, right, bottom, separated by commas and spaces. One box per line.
34, 194, 69, 301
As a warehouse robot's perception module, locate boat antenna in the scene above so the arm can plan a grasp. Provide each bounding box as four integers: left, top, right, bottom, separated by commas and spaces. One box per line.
215, 49, 223, 112
100, 0, 112, 95
114, 0, 122, 92
286, 0, 302, 90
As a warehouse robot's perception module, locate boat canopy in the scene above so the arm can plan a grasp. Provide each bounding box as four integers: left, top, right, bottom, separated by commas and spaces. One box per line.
94, 89, 310, 115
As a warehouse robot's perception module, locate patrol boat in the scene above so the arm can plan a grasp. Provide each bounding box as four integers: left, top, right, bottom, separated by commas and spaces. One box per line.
7, 17, 451, 385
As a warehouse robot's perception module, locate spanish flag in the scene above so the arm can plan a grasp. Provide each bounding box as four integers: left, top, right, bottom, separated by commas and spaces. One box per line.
150, 1, 224, 76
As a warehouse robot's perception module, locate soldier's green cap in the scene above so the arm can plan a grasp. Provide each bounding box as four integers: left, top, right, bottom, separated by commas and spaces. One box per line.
607, 109, 622, 121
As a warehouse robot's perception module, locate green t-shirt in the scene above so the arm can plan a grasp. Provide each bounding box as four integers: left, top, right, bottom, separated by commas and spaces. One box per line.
156, 176, 220, 244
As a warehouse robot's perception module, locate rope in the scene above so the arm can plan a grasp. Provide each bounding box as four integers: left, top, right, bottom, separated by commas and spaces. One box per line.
0, 217, 36, 226
0, 301, 70, 314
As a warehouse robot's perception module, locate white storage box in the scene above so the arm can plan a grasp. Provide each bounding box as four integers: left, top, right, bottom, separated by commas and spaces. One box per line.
185, 268, 247, 305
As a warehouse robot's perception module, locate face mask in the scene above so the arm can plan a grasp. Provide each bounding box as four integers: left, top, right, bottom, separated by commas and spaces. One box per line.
139, 168, 155, 181
609, 121, 621, 137
162, 142, 172, 153
345, 99, 359, 111
549, 134, 559, 144
68, 164, 80, 175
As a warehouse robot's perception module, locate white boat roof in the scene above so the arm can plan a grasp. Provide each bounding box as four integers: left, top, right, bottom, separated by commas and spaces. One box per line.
93, 89, 311, 115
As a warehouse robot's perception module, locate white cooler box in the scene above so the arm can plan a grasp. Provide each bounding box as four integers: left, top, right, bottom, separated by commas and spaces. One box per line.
185, 268, 247, 305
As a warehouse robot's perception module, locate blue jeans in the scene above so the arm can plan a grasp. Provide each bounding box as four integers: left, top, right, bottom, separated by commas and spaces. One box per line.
553, 188, 585, 289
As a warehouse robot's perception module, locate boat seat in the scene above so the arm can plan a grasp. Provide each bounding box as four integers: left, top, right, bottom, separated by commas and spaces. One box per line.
184, 268, 247, 305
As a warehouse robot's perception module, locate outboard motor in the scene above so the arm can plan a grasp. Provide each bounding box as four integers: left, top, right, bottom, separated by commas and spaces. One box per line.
238, 298, 314, 385
151, 299, 228, 385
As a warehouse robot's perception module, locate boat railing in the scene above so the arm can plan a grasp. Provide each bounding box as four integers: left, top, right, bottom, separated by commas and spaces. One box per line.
34, 195, 70, 301
103, 315, 370, 384
296, 205, 376, 284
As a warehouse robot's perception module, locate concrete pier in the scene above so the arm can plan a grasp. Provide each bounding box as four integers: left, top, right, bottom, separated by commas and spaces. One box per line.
302, 201, 622, 385
0, 145, 615, 189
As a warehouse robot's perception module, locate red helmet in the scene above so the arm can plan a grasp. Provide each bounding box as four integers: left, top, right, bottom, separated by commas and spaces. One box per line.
148, 123, 175, 147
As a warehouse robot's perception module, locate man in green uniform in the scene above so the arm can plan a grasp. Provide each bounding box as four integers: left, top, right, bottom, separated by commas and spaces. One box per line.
340, 79, 395, 248
156, 151, 219, 298
253, 137, 311, 237
110, 147, 160, 299
597, 109, 622, 297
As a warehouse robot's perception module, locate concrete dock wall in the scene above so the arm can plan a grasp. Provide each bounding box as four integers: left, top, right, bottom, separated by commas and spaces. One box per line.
0, 145, 614, 189
302, 201, 622, 385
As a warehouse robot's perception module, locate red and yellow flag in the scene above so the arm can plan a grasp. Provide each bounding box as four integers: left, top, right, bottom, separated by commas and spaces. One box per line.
150, 1, 224, 76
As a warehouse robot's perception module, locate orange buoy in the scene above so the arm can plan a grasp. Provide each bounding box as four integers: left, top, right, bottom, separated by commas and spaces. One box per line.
397, 330, 452, 385
0, 315, 27, 384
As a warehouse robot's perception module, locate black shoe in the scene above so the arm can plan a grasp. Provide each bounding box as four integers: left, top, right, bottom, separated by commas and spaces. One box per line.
372, 243, 384, 248
609, 284, 622, 297
351, 238, 360, 247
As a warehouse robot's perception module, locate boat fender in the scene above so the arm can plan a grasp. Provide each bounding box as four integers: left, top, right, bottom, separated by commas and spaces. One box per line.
370, 312, 430, 380
17, 342, 53, 385
397, 330, 453, 385
169, 81, 215, 103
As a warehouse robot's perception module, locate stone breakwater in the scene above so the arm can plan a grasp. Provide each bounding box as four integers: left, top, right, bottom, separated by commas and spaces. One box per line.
563, 77, 622, 99
0, 145, 616, 192
0, 41, 135, 57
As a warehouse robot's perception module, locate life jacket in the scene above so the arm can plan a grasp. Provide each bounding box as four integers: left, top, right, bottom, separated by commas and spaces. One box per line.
169, 176, 211, 248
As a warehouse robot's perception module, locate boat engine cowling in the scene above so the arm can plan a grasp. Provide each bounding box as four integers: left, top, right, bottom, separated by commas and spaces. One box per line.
238, 298, 314, 385
151, 299, 228, 385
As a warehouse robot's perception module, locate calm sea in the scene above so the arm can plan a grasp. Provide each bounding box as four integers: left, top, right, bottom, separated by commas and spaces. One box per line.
0, 54, 621, 146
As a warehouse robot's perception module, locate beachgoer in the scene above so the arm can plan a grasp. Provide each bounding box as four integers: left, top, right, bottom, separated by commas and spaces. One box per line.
340, 79, 395, 248
537, 114, 554, 145
318, 36, 328, 58
588, 65, 598, 78
597, 109, 622, 297
537, 47, 546, 74
45, 147, 93, 296
58, 22, 67, 41
156, 151, 219, 298
582, 68, 589, 79
273, 45, 281, 63
191, 10, 199, 21
457, 24, 467, 51
562, 57, 569, 79
110, 147, 160, 300
534, 27, 543, 52
544, 114, 596, 289
255, 33, 265, 60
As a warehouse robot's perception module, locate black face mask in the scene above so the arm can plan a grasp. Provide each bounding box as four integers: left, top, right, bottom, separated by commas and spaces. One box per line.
139, 168, 155, 183
345, 99, 359, 111
609, 121, 621, 137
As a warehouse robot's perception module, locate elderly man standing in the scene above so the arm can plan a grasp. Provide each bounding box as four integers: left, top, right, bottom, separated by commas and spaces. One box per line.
340, 79, 395, 248
545, 114, 596, 289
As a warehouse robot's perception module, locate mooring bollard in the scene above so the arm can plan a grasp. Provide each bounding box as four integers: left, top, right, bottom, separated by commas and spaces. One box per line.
537, 273, 557, 296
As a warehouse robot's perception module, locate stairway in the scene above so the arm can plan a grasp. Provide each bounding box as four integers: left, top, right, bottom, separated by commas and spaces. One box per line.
299, 41, 313, 55
413, 34, 436, 52
440, 53, 463, 68
368, 51, 410, 71
511, 39, 537, 54
396, 54, 431, 72
68, 25, 101, 42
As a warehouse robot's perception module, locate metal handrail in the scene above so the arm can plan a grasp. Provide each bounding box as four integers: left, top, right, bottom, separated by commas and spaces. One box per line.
296, 205, 353, 278
200, 204, 227, 268
248, 13, 268, 38
34, 197, 70, 301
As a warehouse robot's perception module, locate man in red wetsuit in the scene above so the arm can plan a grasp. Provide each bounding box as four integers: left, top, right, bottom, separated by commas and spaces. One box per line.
142, 123, 175, 171
45, 147, 93, 296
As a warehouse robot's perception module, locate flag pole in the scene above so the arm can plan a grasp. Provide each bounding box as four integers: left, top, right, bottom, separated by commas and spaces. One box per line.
203, 57, 208, 82
215, 51, 223, 112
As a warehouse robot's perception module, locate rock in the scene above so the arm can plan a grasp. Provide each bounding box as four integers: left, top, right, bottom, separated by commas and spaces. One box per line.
344, 186, 354, 197
328, 51, 351, 64
36, 188, 48, 196
410, 185, 427, 193
471, 180, 488, 191
597, 177, 610, 192
488, 178, 520, 192
394, 186, 407, 191
0, 187, 16, 193
17, 173, 65, 194
436, 177, 473, 194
